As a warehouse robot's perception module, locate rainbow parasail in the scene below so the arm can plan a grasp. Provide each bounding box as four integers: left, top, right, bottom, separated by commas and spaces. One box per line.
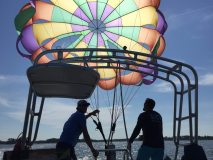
15, 0, 167, 90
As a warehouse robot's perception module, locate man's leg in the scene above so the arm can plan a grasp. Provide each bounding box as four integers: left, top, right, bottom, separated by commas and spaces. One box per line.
56, 142, 70, 160
69, 146, 77, 160
136, 145, 151, 160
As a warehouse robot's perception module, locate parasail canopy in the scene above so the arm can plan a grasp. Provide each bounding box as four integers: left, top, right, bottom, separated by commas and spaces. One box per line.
15, 0, 167, 90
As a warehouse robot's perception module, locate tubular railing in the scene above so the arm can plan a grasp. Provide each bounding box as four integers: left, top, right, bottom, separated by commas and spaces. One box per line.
21, 48, 198, 160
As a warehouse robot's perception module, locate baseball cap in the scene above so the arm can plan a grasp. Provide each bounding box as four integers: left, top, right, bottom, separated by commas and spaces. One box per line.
77, 100, 90, 107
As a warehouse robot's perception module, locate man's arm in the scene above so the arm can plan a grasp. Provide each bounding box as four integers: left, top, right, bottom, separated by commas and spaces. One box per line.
130, 126, 141, 142
82, 127, 99, 157
127, 115, 143, 150
86, 109, 99, 119
129, 119, 142, 144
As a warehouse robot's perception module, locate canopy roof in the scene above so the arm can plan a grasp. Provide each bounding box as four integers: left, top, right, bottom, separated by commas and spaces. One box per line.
27, 63, 100, 98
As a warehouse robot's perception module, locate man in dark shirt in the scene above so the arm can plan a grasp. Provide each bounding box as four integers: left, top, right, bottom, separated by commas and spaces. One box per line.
56, 100, 99, 160
128, 98, 164, 160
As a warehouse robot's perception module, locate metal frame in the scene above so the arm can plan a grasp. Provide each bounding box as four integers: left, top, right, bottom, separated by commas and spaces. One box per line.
21, 48, 198, 160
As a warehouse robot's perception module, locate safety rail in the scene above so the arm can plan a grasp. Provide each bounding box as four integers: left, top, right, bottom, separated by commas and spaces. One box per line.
21, 48, 198, 160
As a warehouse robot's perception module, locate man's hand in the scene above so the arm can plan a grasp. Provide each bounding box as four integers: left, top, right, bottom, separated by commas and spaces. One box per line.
90, 109, 100, 116
91, 148, 99, 158
86, 110, 100, 119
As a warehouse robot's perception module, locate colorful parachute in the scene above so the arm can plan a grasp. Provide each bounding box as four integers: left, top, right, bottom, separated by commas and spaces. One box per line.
15, 0, 167, 90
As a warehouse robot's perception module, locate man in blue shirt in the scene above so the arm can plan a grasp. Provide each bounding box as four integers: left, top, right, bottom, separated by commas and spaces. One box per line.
57, 100, 99, 160
127, 98, 164, 160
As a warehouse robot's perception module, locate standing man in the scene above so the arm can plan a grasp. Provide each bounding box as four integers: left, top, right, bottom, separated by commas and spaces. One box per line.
57, 100, 99, 160
127, 98, 164, 160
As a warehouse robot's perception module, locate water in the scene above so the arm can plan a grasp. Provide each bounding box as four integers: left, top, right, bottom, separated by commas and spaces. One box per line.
0, 140, 212, 160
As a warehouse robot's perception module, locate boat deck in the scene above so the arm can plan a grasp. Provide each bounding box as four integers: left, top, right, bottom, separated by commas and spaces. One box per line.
3, 148, 57, 160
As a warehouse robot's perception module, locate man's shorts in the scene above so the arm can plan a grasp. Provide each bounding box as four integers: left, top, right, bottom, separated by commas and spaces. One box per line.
56, 142, 77, 160
137, 145, 164, 160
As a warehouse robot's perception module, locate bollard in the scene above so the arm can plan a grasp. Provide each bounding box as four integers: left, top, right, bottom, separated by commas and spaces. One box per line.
105, 144, 116, 160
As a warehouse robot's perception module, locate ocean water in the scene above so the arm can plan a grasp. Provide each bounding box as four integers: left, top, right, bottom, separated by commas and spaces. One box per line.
0, 140, 212, 160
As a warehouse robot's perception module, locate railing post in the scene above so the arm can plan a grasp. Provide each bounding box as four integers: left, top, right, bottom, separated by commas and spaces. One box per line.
21, 87, 33, 149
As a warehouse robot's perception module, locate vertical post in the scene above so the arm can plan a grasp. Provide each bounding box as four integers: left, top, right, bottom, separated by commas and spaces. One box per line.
21, 87, 33, 149
27, 94, 37, 144
106, 144, 116, 160
187, 83, 193, 143
32, 97, 45, 144
173, 86, 178, 144
175, 79, 184, 160
120, 83, 128, 142
57, 50, 63, 60
194, 73, 199, 144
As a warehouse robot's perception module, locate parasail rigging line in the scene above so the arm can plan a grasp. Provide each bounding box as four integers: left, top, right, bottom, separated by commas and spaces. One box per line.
107, 81, 117, 144
94, 60, 141, 145
117, 85, 142, 121
107, 61, 127, 144
106, 62, 131, 145
89, 78, 110, 144
90, 112, 107, 144
89, 93, 107, 143
116, 65, 141, 117
99, 65, 116, 115
89, 66, 121, 145
118, 64, 129, 142
95, 86, 100, 119
107, 64, 118, 145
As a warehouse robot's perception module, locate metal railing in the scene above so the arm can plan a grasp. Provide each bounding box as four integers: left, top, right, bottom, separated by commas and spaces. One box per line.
21, 48, 198, 160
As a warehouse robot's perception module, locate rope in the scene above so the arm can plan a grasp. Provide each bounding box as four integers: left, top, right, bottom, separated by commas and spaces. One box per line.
119, 63, 134, 160
90, 116, 107, 144
107, 68, 118, 145
118, 63, 129, 141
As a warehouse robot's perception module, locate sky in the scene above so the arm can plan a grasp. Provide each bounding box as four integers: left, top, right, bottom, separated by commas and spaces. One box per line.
0, 0, 213, 142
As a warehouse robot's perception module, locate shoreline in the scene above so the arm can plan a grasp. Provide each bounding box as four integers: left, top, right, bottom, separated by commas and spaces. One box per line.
1, 136, 213, 144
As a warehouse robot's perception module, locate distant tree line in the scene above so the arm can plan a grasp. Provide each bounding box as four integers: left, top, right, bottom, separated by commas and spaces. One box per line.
1, 136, 213, 144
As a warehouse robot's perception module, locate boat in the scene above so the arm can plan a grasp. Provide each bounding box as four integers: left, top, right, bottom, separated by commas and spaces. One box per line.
3, 48, 208, 160
4, 0, 208, 158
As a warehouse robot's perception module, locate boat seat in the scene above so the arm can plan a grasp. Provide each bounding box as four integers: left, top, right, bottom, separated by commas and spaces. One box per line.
181, 143, 207, 160
27, 63, 100, 99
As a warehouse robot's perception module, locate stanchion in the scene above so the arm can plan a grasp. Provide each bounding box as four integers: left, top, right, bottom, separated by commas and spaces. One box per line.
105, 144, 116, 160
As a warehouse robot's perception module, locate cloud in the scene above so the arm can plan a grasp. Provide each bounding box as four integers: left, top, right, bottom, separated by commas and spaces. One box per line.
0, 95, 24, 109
0, 96, 10, 107
199, 73, 213, 86
6, 98, 133, 139
202, 13, 213, 21
153, 77, 189, 93
168, 5, 213, 19
153, 72, 213, 93
7, 111, 24, 123
167, 5, 213, 31
0, 74, 27, 84
0, 76, 6, 80
6, 100, 76, 127
41, 103, 76, 128
154, 82, 173, 93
